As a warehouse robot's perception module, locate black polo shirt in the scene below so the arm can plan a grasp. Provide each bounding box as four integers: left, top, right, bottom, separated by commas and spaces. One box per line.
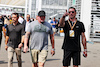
62, 20, 85, 51
6, 22, 25, 49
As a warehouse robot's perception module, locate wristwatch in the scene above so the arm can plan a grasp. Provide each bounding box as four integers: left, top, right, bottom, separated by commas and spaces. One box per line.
51, 48, 55, 51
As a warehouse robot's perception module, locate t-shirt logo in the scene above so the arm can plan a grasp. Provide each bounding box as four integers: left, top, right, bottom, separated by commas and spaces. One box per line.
76, 26, 79, 28
34, 24, 48, 32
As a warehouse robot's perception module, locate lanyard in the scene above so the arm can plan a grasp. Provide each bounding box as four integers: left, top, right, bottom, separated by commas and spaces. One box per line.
68, 19, 77, 30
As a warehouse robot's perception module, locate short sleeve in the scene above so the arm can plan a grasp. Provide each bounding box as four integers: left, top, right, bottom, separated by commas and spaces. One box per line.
81, 22, 85, 33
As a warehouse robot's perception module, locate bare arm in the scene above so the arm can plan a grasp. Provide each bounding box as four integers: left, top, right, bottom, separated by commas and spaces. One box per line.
59, 10, 69, 27
50, 34, 55, 49
5, 36, 9, 45
59, 16, 66, 27
81, 32, 87, 57
21, 35, 25, 43
5, 36, 9, 50
24, 32, 30, 47
24, 32, 30, 53
81, 32, 87, 50
50, 34, 55, 56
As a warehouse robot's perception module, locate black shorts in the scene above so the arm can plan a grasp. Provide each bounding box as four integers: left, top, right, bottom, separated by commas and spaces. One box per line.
63, 50, 80, 66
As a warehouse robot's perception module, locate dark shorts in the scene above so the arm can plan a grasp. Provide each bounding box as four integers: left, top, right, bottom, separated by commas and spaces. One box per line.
63, 50, 80, 66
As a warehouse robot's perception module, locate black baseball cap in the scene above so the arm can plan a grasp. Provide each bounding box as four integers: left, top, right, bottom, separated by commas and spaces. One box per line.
38, 10, 46, 16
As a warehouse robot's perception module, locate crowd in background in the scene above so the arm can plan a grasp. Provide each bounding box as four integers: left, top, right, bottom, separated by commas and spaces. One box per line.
0, 14, 62, 38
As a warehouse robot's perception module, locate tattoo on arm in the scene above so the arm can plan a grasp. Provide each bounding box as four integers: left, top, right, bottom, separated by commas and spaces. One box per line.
25, 32, 30, 38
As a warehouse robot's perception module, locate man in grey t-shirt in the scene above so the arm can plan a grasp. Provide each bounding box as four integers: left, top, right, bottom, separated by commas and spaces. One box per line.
24, 10, 55, 67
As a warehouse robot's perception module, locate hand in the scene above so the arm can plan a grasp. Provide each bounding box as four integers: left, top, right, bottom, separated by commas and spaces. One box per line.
18, 43, 23, 49
83, 51, 87, 58
5, 45, 8, 51
24, 46, 28, 53
51, 49, 55, 56
63, 10, 69, 17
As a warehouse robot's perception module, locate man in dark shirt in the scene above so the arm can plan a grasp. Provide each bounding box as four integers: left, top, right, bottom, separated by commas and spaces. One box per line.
0, 15, 4, 47
5, 13, 25, 67
59, 7, 87, 67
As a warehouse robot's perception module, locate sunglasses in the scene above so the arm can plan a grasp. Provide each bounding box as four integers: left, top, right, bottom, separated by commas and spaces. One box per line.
69, 11, 75, 13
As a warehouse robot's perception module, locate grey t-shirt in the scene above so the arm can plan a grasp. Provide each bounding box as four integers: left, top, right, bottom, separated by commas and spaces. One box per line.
26, 20, 53, 50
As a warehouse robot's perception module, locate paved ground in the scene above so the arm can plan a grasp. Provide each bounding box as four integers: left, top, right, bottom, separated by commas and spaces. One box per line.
0, 36, 100, 67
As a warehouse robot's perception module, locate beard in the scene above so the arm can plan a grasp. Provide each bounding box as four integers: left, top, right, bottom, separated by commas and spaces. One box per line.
70, 16, 75, 19
69, 15, 76, 19
70, 17, 74, 19
12, 20, 17, 23
41, 22, 44, 24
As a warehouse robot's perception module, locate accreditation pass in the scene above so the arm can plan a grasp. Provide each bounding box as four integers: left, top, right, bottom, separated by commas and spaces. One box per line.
69, 30, 74, 37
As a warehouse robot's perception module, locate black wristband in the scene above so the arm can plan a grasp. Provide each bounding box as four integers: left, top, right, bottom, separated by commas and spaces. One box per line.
21, 42, 24, 44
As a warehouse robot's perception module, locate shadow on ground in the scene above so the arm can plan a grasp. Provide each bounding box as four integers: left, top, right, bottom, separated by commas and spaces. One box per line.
46, 59, 60, 61
0, 61, 25, 64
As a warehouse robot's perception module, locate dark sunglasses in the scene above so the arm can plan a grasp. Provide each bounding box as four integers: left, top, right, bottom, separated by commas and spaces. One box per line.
69, 11, 75, 13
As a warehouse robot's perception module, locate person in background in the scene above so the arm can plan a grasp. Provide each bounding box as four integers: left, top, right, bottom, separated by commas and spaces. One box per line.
8, 15, 12, 24
50, 17, 57, 35
18, 14, 24, 24
3, 16, 10, 38
59, 7, 87, 67
30, 18, 35, 21
56, 18, 60, 34
48, 18, 52, 24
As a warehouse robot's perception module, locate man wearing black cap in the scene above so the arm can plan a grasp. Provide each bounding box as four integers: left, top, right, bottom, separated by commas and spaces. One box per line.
24, 10, 55, 67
